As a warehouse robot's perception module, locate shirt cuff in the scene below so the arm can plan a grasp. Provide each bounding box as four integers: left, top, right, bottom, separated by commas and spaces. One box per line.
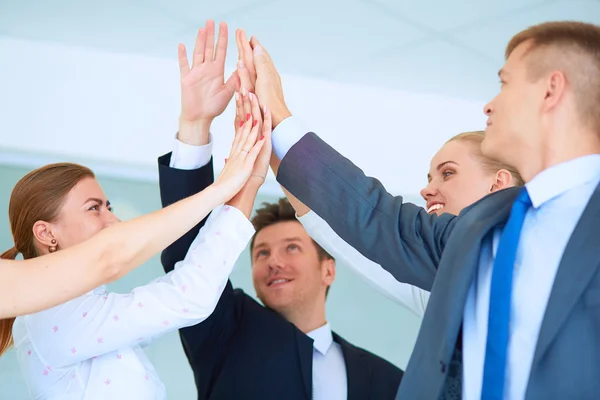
170, 134, 213, 170
271, 117, 309, 161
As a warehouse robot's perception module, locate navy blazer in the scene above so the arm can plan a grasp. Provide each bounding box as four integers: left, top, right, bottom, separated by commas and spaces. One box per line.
158, 153, 403, 400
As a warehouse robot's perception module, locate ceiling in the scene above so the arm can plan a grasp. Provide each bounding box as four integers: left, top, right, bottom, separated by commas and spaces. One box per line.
1, 0, 599, 103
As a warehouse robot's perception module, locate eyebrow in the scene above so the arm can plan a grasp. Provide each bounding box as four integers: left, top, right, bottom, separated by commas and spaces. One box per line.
83, 197, 111, 207
253, 237, 304, 251
427, 161, 458, 181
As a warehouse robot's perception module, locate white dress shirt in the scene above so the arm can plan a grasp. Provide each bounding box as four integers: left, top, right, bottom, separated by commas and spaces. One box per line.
462, 154, 600, 400
299, 211, 429, 317
271, 116, 600, 400
170, 137, 349, 399
13, 204, 254, 399
307, 323, 348, 400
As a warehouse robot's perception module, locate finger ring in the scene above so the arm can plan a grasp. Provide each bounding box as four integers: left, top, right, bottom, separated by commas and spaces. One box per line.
241, 149, 250, 153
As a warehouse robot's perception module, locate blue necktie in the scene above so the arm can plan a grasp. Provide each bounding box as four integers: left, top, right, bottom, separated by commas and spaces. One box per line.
481, 187, 532, 400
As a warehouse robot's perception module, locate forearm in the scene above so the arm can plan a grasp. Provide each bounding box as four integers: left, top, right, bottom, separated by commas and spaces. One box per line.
226, 179, 261, 219
270, 155, 310, 217
0, 251, 111, 318
103, 184, 228, 273
298, 211, 429, 316
0, 182, 231, 319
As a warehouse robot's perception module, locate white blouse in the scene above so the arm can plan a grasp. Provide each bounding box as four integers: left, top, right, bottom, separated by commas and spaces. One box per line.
298, 211, 430, 317
12, 205, 254, 399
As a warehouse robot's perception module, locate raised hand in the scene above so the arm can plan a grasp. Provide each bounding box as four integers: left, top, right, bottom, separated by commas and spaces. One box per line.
234, 92, 272, 183
235, 32, 291, 128
235, 29, 256, 93
214, 107, 266, 201
178, 20, 239, 145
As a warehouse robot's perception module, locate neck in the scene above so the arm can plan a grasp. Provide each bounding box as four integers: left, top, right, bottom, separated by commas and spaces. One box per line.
281, 301, 327, 334
518, 127, 600, 182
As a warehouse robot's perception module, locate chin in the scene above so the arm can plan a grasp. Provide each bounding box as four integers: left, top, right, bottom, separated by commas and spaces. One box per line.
258, 292, 290, 311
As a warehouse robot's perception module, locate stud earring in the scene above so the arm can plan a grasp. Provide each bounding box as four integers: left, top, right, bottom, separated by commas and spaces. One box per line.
49, 239, 57, 253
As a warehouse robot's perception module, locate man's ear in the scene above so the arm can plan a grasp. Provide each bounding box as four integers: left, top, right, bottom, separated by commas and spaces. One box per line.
490, 169, 513, 192
322, 258, 336, 288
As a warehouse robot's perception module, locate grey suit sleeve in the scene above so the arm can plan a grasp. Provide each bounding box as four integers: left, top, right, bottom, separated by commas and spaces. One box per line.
277, 132, 457, 291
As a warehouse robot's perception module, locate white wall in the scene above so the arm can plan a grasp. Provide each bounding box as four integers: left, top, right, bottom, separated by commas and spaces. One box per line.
0, 36, 490, 399
0, 36, 488, 198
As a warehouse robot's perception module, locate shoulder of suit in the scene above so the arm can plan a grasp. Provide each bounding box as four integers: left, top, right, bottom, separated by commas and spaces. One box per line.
333, 332, 403, 374
458, 186, 521, 218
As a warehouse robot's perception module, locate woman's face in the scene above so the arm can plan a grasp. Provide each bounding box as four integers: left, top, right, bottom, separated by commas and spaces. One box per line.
36, 177, 120, 253
420, 140, 499, 216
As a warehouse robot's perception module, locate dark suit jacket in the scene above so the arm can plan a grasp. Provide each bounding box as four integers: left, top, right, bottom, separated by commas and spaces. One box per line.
158, 153, 403, 400
276, 132, 600, 400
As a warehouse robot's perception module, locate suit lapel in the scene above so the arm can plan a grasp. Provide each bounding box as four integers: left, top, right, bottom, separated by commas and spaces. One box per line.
333, 333, 370, 400
295, 329, 314, 399
435, 188, 518, 359
532, 182, 600, 365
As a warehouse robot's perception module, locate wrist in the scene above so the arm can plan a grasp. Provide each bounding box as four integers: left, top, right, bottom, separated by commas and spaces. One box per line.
177, 117, 212, 146
270, 104, 292, 129
226, 184, 260, 219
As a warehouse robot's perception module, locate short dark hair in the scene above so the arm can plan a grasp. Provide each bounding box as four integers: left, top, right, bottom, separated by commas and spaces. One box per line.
250, 198, 334, 296
250, 198, 334, 263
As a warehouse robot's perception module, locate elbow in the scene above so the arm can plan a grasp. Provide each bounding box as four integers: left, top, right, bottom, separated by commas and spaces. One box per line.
95, 239, 130, 284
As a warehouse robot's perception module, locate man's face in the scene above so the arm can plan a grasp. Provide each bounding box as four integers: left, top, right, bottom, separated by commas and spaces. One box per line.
251, 221, 334, 315
482, 41, 547, 168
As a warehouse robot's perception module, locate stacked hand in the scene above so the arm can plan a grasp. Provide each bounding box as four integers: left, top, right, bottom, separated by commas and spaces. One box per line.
234, 29, 291, 128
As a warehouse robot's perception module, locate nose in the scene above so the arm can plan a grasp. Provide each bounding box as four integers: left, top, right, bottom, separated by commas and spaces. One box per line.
420, 182, 438, 202
484, 102, 493, 116
104, 212, 121, 227
266, 252, 285, 271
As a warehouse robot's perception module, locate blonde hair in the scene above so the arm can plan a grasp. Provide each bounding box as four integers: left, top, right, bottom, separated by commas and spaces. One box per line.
447, 131, 524, 186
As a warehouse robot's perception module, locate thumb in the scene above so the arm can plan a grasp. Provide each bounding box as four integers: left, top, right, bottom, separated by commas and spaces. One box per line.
252, 42, 271, 69
224, 72, 238, 95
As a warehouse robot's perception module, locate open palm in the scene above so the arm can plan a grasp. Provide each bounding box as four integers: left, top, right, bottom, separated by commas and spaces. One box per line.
179, 20, 237, 122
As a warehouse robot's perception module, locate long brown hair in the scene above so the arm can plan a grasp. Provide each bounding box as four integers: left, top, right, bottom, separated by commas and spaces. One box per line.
0, 163, 94, 357
448, 131, 525, 186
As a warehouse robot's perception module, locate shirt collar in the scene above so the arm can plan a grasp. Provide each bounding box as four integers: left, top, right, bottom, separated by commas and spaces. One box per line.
525, 155, 600, 208
306, 322, 333, 355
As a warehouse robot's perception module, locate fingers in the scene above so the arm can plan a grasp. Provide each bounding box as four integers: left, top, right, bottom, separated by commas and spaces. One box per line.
237, 59, 253, 92
242, 90, 252, 124
214, 22, 228, 64
251, 37, 271, 62
232, 93, 253, 155
235, 29, 243, 61
250, 92, 262, 134
239, 30, 256, 81
234, 90, 242, 129
249, 35, 259, 49
192, 27, 206, 67
204, 20, 215, 62
244, 137, 266, 168
240, 93, 261, 153
262, 105, 272, 141
178, 44, 190, 79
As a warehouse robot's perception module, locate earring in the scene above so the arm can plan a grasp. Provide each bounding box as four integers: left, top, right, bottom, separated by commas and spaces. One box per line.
49, 239, 57, 253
